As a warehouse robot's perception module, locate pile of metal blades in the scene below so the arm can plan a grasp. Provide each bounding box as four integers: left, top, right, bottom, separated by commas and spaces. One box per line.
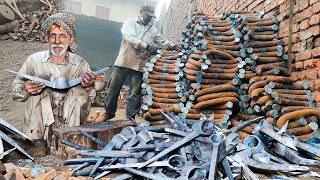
62, 112, 320, 179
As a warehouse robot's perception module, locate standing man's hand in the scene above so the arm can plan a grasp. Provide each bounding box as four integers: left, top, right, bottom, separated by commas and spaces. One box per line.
24, 81, 45, 95
146, 44, 159, 55
81, 72, 96, 87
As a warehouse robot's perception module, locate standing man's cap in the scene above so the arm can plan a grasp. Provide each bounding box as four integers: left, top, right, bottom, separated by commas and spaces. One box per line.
141, 5, 155, 17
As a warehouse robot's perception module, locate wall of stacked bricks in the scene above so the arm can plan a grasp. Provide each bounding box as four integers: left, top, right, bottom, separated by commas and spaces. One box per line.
162, 0, 320, 105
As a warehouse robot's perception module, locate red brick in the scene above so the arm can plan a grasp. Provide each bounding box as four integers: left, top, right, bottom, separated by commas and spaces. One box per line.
293, 23, 300, 33
293, 4, 300, 14
282, 37, 289, 46
309, 13, 320, 25
295, 61, 304, 69
313, 1, 320, 14
292, 42, 302, 52
302, 26, 320, 40
265, 0, 278, 12
300, 19, 310, 30
313, 47, 320, 57
279, 20, 287, 30
318, 69, 320, 79
304, 69, 318, 80
280, 1, 288, 12
34, 169, 57, 180
315, 58, 320, 68
304, 59, 315, 69
279, 29, 289, 38
315, 37, 320, 47
295, 49, 313, 61
292, 33, 301, 43
312, 91, 320, 102
295, 6, 313, 22
302, 80, 315, 91
310, 0, 319, 5
291, 71, 301, 81
310, 25, 320, 36
298, 0, 309, 11
15, 168, 25, 180
248, 0, 260, 11
255, 2, 265, 11
20, 168, 30, 178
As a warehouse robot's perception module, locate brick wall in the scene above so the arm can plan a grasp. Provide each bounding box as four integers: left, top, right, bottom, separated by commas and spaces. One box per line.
161, 0, 197, 43
162, 0, 320, 103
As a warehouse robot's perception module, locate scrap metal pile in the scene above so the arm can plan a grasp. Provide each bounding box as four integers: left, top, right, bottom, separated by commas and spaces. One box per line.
56, 9, 314, 179
0, 0, 54, 41
140, 10, 320, 142
62, 112, 320, 179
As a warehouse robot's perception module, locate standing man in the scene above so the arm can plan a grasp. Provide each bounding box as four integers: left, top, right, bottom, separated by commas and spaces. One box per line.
104, 5, 179, 120
11, 13, 96, 141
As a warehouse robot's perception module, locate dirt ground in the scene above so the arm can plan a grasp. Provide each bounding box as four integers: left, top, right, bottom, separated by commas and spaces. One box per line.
0, 40, 47, 130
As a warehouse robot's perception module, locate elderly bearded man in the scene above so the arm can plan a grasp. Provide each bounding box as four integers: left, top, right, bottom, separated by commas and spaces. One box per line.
11, 13, 96, 141
104, 5, 179, 120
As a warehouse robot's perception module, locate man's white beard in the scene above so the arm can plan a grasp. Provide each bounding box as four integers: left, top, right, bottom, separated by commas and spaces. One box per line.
50, 44, 68, 57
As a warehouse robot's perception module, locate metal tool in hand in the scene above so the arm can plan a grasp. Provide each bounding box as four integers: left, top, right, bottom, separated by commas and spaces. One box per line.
100, 154, 185, 171
6, 66, 110, 90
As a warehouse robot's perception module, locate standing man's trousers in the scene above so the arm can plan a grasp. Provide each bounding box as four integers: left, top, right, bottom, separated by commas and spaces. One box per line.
104, 67, 143, 119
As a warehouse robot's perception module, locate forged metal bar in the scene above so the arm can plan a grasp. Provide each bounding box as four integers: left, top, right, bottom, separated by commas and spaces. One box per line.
253, 122, 297, 151
124, 167, 172, 180
79, 130, 107, 147
208, 133, 226, 180
100, 155, 185, 171
60, 139, 91, 151
78, 150, 144, 158
64, 158, 100, 164
0, 148, 16, 159
137, 120, 214, 168
0, 117, 31, 141
0, 130, 34, 161
274, 142, 320, 166
164, 128, 209, 144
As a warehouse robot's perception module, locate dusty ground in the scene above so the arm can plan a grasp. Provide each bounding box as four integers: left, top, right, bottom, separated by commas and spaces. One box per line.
0, 40, 47, 130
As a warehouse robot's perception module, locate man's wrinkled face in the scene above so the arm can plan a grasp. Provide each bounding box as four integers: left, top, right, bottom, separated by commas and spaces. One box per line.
46, 24, 74, 57
140, 10, 153, 25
